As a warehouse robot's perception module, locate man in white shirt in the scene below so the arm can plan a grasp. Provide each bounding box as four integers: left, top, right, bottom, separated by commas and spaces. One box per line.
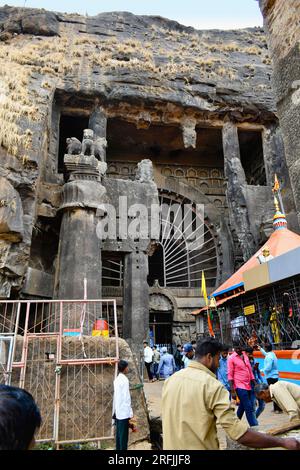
112, 360, 133, 450
143, 341, 154, 381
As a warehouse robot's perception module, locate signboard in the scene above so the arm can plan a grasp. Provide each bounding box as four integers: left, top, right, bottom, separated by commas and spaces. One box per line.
244, 304, 256, 315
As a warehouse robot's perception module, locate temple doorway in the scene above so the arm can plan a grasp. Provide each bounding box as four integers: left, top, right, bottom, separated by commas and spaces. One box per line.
149, 311, 173, 347
149, 293, 174, 350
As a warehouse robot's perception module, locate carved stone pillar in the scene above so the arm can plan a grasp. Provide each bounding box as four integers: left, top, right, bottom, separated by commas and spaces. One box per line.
54, 148, 106, 330
222, 121, 256, 262
88, 106, 107, 161
262, 124, 278, 187
123, 251, 149, 358
55, 180, 105, 300
262, 124, 298, 228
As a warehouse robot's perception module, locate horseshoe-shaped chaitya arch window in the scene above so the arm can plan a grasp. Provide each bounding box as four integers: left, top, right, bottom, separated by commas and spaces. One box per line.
148, 191, 219, 289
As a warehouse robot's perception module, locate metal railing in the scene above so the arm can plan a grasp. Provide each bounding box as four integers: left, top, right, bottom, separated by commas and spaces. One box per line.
0, 299, 119, 447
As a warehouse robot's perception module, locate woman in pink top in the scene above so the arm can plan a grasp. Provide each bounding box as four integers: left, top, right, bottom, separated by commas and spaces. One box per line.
228, 343, 258, 426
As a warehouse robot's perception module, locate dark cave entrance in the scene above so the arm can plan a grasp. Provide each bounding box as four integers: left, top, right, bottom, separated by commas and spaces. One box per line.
238, 129, 266, 185
148, 244, 165, 287
149, 311, 173, 347
102, 252, 124, 287
28, 216, 61, 278
58, 115, 89, 173
106, 118, 224, 177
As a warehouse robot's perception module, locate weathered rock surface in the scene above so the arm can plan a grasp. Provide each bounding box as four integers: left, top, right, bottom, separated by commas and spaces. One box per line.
0, 6, 275, 118
0, 177, 24, 241
0, 5, 297, 297
259, 0, 300, 223
0, 7, 59, 39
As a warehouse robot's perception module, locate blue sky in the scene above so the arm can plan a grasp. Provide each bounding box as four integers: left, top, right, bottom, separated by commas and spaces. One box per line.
0, 1, 263, 29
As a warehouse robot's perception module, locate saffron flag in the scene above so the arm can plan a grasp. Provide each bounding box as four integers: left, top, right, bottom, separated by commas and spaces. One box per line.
201, 271, 215, 337
201, 270, 208, 306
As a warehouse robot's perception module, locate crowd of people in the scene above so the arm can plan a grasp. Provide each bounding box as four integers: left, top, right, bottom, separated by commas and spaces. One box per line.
161, 338, 300, 450
1, 338, 299, 451
143, 338, 295, 428
142, 337, 300, 450
143, 341, 198, 382
216, 340, 289, 426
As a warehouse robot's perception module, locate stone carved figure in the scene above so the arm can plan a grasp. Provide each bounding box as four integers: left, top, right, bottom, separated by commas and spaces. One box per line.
257, 245, 274, 264
182, 119, 197, 149
97, 160, 108, 176
81, 129, 95, 156
135, 159, 154, 183
66, 137, 82, 155
94, 137, 107, 162
66, 130, 106, 162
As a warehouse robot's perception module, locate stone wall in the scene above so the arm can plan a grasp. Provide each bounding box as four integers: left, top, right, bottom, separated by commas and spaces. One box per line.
258, 0, 300, 222
0, 6, 298, 317
259, 0, 299, 60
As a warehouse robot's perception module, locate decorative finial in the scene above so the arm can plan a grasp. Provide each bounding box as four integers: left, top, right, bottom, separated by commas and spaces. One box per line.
273, 195, 287, 231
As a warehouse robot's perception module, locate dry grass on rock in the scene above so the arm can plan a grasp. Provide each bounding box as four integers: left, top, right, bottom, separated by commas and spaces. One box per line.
0, 22, 270, 158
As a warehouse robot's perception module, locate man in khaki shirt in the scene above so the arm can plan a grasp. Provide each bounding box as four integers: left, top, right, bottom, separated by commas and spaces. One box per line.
162, 338, 300, 450
255, 381, 300, 421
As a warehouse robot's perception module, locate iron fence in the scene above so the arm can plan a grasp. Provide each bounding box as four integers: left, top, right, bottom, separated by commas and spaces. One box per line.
0, 299, 119, 447
209, 276, 300, 349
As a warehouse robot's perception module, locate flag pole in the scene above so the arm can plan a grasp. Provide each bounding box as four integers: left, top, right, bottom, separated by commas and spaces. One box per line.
201, 270, 215, 337
273, 174, 285, 214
